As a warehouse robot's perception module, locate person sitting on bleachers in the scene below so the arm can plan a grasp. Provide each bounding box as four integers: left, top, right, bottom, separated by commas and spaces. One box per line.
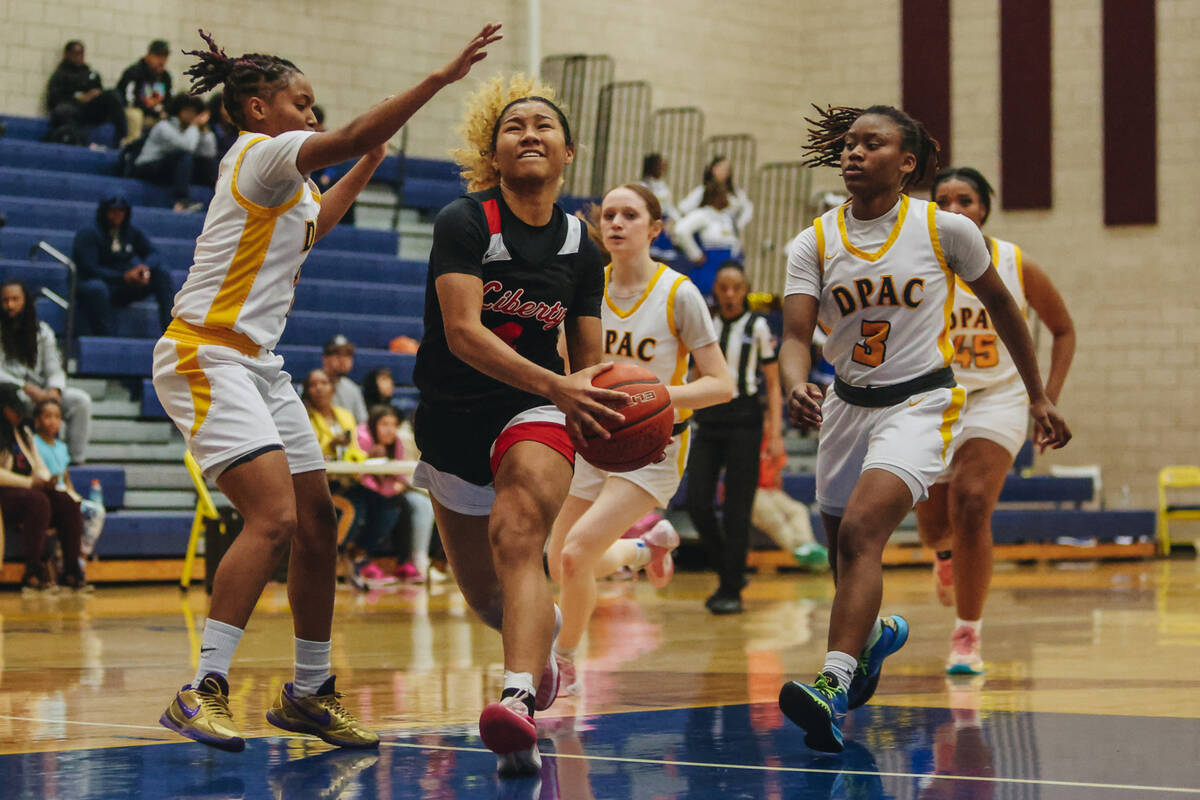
133, 93, 217, 213
44, 40, 127, 147
117, 39, 173, 144
322, 335, 367, 424
72, 196, 175, 337
204, 93, 238, 159
361, 366, 394, 409
301, 369, 366, 465
0, 383, 88, 592
0, 279, 93, 464
673, 182, 744, 295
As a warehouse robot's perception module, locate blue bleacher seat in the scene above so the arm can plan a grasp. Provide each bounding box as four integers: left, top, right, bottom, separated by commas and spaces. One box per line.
0, 139, 118, 175
92, 511, 193, 557
67, 466, 125, 510
0, 167, 213, 208
0, 115, 50, 141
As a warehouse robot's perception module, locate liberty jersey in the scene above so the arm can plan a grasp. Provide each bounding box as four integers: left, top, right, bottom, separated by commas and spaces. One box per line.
171, 130, 321, 350
949, 237, 1026, 393
785, 196, 990, 386
600, 264, 716, 423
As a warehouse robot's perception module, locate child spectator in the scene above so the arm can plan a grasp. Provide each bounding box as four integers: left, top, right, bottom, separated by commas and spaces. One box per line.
44, 41, 127, 147
0, 280, 93, 463
118, 40, 173, 143
346, 405, 435, 586
31, 398, 105, 566
73, 197, 175, 336
133, 93, 218, 213
0, 384, 88, 592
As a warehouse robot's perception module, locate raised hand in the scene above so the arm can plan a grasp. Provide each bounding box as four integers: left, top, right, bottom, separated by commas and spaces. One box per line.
436, 23, 503, 85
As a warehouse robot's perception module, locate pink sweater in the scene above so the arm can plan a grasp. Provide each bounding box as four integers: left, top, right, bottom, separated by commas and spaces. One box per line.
356, 424, 407, 497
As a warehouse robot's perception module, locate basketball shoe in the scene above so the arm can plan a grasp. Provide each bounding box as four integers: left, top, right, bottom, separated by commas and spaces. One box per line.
266, 675, 380, 748
945, 625, 984, 675
848, 615, 909, 709
554, 652, 580, 698
933, 556, 955, 606
160, 672, 244, 752
479, 690, 540, 777
641, 519, 680, 589
778, 673, 848, 753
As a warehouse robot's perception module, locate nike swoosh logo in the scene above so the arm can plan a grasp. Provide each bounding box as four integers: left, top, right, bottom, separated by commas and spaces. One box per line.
178, 697, 201, 719
908, 396, 925, 407
292, 695, 332, 727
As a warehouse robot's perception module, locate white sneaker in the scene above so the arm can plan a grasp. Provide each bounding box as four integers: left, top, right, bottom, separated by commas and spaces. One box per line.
946, 626, 984, 675
640, 519, 680, 589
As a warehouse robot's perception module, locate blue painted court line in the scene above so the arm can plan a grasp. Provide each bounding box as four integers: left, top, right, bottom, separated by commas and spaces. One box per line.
0, 703, 1196, 798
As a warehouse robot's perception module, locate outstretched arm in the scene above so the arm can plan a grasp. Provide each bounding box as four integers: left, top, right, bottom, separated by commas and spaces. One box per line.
295, 24, 501, 175
314, 144, 385, 241
967, 267, 1071, 450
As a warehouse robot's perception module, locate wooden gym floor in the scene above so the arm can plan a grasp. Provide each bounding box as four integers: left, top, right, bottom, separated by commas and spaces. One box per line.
0, 560, 1197, 798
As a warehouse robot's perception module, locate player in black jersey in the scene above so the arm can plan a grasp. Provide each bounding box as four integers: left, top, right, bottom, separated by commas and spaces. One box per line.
410, 76, 627, 777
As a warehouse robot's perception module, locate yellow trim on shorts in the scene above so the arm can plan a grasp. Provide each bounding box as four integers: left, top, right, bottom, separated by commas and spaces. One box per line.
604, 262, 668, 319
837, 194, 908, 262
927, 201, 956, 366
939, 386, 967, 462
675, 424, 691, 477
173, 342, 213, 438
165, 318, 261, 358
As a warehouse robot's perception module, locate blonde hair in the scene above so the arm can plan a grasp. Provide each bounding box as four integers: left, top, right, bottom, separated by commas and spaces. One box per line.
450, 74, 564, 192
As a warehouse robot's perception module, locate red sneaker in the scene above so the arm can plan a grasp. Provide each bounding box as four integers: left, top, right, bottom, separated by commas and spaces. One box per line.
479, 693, 537, 756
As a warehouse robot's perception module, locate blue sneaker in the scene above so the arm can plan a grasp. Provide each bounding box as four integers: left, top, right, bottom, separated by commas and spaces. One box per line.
778, 673, 848, 753
848, 615, 909, 709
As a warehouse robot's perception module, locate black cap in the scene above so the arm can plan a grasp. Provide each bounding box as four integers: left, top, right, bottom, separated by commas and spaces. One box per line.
323, 335, 355, 354
101, 195, 131, 210
148, 40, 170, 56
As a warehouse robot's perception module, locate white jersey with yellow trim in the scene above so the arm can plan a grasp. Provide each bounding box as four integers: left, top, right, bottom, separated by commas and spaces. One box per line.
949, 236, 1026, 393
600, 263, 717, 423
171, 130, 322, 350
785, 195, 991, 387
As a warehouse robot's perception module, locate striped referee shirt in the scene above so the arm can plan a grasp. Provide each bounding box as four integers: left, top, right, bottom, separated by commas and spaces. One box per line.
717, 311, 777, 399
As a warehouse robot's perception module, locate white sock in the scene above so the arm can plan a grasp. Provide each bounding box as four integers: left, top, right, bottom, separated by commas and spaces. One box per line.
631, 540, 652, 568
292, 637, 332, 697
864, 617, 884, 650
955, 618, 982, 634
822, 650, 858, 689
553, 603, 562, 639
503, 670, 536, 697
193, 618, 243, 688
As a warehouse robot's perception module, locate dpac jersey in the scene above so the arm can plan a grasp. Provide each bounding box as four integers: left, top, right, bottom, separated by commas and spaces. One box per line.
949, 237, 1026, 393
600, 264, 716, 424
171, 131, 321, 350
413, 186, 604, 410
813, 196, 965, 386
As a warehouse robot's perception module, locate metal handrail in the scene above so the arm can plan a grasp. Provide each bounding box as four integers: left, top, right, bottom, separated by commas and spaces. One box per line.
28, 241, 77, 367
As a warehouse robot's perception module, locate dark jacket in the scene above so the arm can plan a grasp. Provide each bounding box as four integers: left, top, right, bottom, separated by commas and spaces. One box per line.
117, 59, 172, 112
71, 198, 162, 284
46, 61, 103, 110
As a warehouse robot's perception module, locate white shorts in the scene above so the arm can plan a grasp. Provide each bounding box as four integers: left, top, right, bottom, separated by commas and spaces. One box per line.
816, 385, 966, 516
152, 330, 325, 482
412, 405, 570, 517
950, 378, 1029, 461
569, 425, 691, 507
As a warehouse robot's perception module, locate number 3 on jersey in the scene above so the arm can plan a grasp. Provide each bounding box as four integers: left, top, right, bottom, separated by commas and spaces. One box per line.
851, 320, 891, 367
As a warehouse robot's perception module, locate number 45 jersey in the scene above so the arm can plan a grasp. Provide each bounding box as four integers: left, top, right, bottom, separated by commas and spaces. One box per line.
786, 195, 990, 388
949, 237, 1026, 393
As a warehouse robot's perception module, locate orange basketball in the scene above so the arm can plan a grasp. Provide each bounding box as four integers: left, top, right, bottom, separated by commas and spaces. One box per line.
577, 363, 674, 473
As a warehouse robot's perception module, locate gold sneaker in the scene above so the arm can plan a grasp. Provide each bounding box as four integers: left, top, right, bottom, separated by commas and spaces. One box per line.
266, 675, 380, 749
160, 673, 245, 752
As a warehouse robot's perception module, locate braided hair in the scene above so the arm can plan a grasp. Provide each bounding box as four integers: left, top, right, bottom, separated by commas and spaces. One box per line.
182, 30, 300, 130
802, 104, 940, 190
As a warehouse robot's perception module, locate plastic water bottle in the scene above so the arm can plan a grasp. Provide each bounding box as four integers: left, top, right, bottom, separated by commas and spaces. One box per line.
89, 479, 104, 507
81, 479, 106, 557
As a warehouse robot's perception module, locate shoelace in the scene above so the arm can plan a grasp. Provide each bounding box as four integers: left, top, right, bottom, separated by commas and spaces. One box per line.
313, 691, 363, 724
197, 691, 234, 719
813, 674, 842, 699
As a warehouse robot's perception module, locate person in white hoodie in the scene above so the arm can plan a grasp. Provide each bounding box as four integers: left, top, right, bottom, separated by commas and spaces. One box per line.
678, 155, 753, 235
133, 93, 218, 212
673, 180, 741, 294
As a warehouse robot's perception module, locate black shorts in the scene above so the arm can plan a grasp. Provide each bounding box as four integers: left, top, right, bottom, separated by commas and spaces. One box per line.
413, 401, 537, 487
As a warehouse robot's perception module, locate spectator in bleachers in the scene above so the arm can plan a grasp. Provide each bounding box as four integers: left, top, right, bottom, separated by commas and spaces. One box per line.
301, 369, 365, 464
679, 155, 753, 236
205, 93, 238, 158
73, 196, 175, 337
322, 335, 368, 424
133, 93, 218, 213
673, 183, 743, 295
361, 366, 395, 409
45, 40, 127, 147
347, 404, 435, 584
0, 279, 92, 464
117, 40, 173, 144
639, 153, 682, 261
0, 383, 87, 592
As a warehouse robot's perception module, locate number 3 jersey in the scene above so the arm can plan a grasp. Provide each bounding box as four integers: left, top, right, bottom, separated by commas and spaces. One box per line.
785, 195, 990, 387
170, 130, 321, 351
948, 237, 1026, 393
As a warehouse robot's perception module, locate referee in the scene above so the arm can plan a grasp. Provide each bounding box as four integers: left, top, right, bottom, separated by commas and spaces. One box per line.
685, 263, 784, 614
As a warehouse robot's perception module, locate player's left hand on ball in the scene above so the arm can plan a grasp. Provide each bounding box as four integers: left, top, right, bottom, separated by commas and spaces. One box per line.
438, 23, 503, 84
1030, 396, 1071, 451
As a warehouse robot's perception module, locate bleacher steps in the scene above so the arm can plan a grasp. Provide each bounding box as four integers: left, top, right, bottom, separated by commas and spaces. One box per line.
72, 377, 114, 400
93, 398, 141, 418
90, 418, 175, 444
88, 441, 186, 462
121, 463, 193, 490
124, 489, 214, 510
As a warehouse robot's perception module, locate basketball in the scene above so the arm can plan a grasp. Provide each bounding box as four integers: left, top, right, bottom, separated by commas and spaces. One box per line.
577, 363, 674, 472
